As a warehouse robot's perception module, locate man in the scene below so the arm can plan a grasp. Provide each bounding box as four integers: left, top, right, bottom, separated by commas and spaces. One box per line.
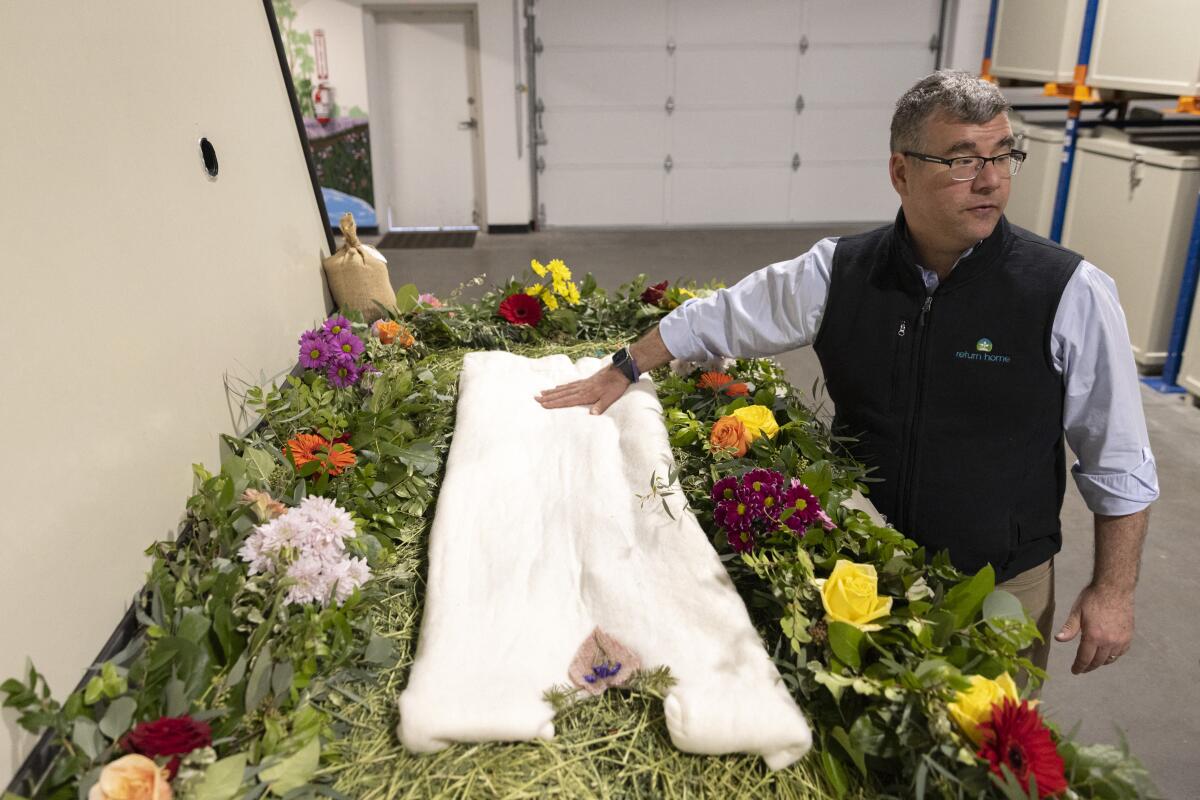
537, 71, 1158, 679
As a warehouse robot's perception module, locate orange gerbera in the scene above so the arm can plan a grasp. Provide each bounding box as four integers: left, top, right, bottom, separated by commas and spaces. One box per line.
283, 434, 358, 476
723, 382, 750, 397
284, 433, 326, 467
697, 371, 734, 391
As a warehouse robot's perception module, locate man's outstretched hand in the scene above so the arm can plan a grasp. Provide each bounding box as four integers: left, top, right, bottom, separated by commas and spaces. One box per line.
536, 365, 630, 416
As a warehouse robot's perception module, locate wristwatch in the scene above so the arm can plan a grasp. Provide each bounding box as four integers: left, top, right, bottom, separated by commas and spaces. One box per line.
611, 347, 640, 384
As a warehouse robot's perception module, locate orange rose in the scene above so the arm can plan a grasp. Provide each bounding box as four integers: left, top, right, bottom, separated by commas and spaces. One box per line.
89, 754, 172, 800
709, 416, 750, 457
395, 327, 416, 348
373, 320, 401, 344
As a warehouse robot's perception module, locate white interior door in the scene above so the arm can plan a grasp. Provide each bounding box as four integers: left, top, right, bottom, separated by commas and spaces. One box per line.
535, 0, 939, 227
377, 10, 480, 228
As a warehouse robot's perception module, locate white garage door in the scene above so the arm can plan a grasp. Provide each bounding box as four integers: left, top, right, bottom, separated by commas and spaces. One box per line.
534, 0, 941, 227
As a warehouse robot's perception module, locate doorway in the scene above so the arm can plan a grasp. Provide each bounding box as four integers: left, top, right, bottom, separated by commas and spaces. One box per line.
367, 7, 485, 230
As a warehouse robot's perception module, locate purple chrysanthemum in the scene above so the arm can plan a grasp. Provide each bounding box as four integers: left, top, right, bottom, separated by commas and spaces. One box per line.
326, 355, 361, 388
323, 315, 351, 336
740, 468, 783, 520
711, 476, 740, 504
727, 527, 756, 553
298, 330, 333, 369
781, 481, 822, 533
331, 330, 365, 359
716, 498, 755, 532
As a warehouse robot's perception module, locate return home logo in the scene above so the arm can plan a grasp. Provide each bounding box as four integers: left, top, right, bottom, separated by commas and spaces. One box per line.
955, 337, 1011, 364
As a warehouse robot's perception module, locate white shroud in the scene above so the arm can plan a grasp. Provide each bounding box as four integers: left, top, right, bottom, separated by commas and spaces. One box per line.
397, 351, 812, 769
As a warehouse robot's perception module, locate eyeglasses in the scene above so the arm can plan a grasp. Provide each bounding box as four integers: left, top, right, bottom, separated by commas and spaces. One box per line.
904, 149, 1027, 181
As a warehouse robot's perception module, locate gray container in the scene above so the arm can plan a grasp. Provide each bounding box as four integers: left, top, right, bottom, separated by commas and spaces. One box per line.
1008, 113, 1065, 238
990, 0, 1087, 84
1061, 128, 1200, 368
1089, 0, 1200, 96
1180, 277, 1200, 401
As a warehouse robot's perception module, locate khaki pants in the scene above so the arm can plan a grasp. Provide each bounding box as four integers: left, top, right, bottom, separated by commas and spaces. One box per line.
996, 558, 1055, 695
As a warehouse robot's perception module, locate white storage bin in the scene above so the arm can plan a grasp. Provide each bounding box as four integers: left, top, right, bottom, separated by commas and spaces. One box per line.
1061, 128, 1200, 368
1007, 113, 1065, 238
990, 0, 1087, 84
1179, 285, 1200, 401
1089, 0, 1200, 96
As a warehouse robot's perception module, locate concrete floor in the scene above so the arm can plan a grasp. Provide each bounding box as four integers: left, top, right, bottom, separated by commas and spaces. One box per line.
372, 227, 1200, 798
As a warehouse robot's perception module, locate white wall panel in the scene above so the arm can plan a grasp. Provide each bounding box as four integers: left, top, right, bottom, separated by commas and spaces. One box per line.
536, 0, 668, 46
539, 50, 668, 108
671, 166, 792, 225
800, 107, 892, 161
672, 110, 794, 163
544, 110, 665, 164
806, 0, 940, 44
804, 46, 934, 105
540, 167, 665, 226
673, 0, 801, 44
791, 161, 896, 222
674, 48, 798, 107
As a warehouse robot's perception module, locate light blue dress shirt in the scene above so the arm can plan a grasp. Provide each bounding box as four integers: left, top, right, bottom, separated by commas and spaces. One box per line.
659, 237, 1159, 516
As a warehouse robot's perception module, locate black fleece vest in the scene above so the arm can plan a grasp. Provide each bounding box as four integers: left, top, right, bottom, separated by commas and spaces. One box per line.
814, 212, 1081, 582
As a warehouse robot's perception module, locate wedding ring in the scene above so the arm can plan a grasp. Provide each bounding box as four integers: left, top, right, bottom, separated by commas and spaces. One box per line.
1105, 655, 1117, 663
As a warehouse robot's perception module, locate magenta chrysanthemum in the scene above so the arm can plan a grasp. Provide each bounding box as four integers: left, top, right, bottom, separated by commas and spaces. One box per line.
331, 330, 365, 359
323, 315, 351, 336
298, 331, 333, 369
727, 527, 756, 553
326, 354, 361, 388
781, 481, 822, 533
711, 476, 740, 504
741, 468, 784, 494
740, 468, 782, 521
716, 498, 754, 532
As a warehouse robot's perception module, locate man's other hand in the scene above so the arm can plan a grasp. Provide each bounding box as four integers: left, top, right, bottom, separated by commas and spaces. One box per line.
1054, 584, 1135, 674
536, 365, 630, 415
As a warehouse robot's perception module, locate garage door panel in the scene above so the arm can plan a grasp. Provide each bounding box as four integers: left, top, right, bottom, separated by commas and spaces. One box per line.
674, 0, 801, 44
674, 48, 797, 106
790, 161, 896, 222
537, 0, 667, 46
801, 107, 891, 161
806, 0, 940, 44
543, 110, 664, 165
804, 47, 933, 105
542, 167, 664, 227
673, 109, 792, 163
540, 50, 667, 107
670, 167, 791, 225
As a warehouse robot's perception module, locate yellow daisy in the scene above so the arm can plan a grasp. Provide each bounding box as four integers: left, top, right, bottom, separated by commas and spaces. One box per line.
531, 259, 548, 277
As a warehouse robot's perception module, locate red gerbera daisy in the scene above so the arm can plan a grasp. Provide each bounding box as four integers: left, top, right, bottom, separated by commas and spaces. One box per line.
977, 698, 1068, 798
499, 293, 544, 326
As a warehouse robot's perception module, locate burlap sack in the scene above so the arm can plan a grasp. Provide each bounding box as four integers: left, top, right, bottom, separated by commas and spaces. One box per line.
322, 213, 395, 322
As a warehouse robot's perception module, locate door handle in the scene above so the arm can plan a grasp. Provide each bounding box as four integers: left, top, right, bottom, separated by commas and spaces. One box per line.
458, 119, 478, 130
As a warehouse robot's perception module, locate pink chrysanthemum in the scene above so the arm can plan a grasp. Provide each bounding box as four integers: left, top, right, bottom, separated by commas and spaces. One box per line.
716, 498, 755, 532
727, 526, 757, 553
711, 475, 740, 504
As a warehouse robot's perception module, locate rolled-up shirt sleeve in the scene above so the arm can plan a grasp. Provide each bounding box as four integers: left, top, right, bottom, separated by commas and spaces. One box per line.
1053, 260, 1160, 516
658, 237, 837, 362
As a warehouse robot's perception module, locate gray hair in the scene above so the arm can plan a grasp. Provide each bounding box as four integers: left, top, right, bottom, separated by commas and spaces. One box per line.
889, 70, 1010, 153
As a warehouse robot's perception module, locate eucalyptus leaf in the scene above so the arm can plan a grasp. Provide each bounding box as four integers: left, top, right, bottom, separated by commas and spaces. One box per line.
245, 647, 273, 713
98, 696, 137, 740
362, 634, 396, 665
193, 752, 248, 800
982, 589, 1026, 629
166, 674, 188, 717
177, 608, 212, 644
260, 737, 320, 796
71, 718, 103, 760
272, 660, 294, 699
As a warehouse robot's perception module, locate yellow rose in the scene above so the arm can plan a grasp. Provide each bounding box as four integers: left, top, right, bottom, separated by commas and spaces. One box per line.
947, 673, 1020, 744
730, 405, 779, 441
89, 754, 173, 800
816, 560, 893, 631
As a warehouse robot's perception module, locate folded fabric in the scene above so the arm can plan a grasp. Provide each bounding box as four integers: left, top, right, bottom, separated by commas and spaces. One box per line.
397, 351, 812, 769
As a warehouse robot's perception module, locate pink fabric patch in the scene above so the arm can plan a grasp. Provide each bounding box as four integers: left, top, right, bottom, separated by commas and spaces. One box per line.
569, 627, 641, 696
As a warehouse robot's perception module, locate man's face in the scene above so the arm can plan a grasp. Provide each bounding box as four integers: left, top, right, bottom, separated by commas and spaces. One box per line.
889, 112, 1014, 254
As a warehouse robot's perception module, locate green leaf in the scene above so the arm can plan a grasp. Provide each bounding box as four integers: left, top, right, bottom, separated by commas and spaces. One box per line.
800, 461, 834, 498
395, 442, 439, 476
818, 748, 850, 798
940, 565, 995, 629
260, 737, 320, 796
394, 283, 420, 313
362, 634, 396, 665
193, 752, 248, 800
177, 608, 212, 644
827, 621, 864, 671
83, 677, 104, 706
271, 660, 294, 699
244, 448, 278, 485
166, 674, 188, 717
245, 646, 273, 713
982, 589, 1026, 630
831, 725, 868, 777
98, 696, 137, 740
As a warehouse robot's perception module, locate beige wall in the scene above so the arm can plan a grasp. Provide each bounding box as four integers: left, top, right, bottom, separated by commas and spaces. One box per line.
295, 0, 533, 225
0, 1, 331, 782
